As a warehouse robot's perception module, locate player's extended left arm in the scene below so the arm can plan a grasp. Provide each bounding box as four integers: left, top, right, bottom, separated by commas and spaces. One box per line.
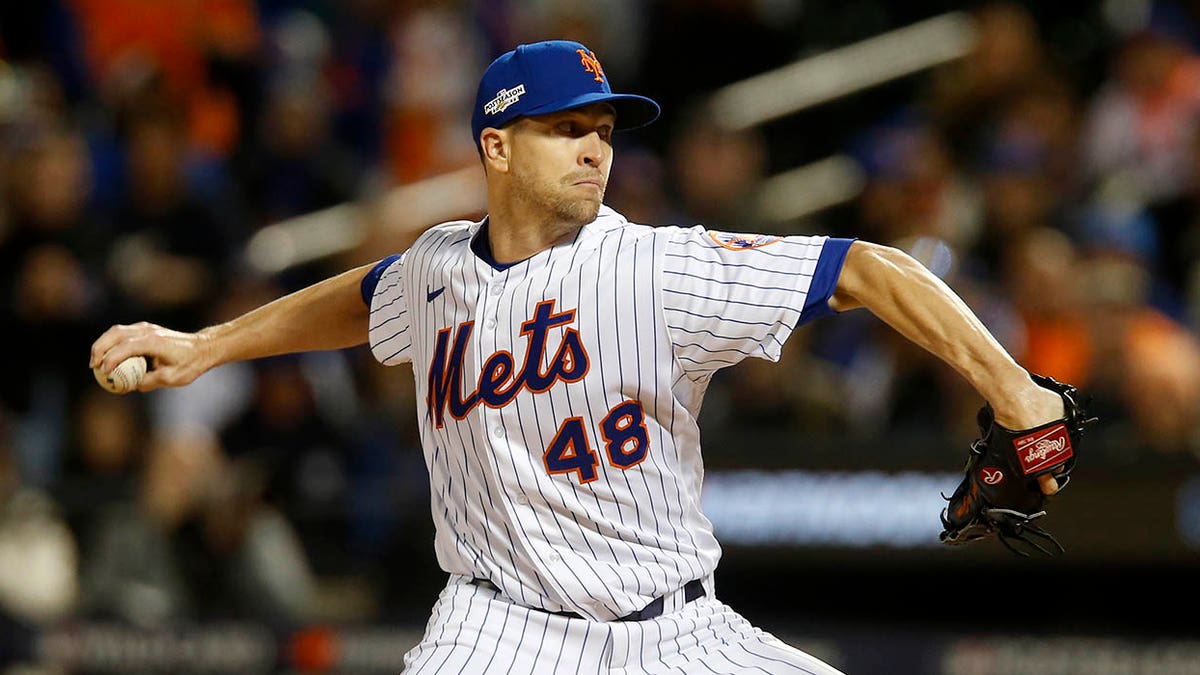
827, 241, 1065, 493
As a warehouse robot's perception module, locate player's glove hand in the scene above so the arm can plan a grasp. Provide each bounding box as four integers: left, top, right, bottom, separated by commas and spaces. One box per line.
939, 374, 1097, 556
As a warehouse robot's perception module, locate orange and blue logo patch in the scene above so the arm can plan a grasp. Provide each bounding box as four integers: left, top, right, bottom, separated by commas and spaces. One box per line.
577, 49, 605, 82
708, 231, 782, 250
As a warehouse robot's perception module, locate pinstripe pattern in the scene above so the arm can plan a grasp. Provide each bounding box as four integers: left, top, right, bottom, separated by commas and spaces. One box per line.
368, 207, 843, 673
402, 579, 845, 674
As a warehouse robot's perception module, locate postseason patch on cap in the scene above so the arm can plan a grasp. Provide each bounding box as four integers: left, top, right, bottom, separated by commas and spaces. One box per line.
708, 231, 782, 250
484, 84, 526, 116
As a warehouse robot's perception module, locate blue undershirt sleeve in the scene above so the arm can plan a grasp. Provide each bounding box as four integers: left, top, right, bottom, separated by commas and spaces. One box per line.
360, 254, 403, 308
797, 238, 856, 327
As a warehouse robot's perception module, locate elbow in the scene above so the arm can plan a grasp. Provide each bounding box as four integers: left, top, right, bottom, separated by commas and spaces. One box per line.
829, 241, 910, 312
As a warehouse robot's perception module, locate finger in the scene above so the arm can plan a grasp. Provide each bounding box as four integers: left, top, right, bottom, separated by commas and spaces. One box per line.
1038, 473, 1059, 495
95, 338, 144, 375
90, 325, 130, 369
137, 367, 163, 392
138, 358, 181, 389
93, 324, 157, 373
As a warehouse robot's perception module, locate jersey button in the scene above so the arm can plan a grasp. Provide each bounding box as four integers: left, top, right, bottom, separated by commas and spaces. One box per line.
490, 284, 502, 296
485, 318, 497, 330
546, 551, 561, 563
514, 494, 528, 505
493, 426, 504, 438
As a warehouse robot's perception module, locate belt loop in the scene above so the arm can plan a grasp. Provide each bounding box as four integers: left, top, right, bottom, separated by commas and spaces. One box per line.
619, 578, 706, 621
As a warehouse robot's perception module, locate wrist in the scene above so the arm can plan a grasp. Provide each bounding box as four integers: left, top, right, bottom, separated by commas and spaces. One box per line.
990, 371, 1065, 429
195, 324, 229, 372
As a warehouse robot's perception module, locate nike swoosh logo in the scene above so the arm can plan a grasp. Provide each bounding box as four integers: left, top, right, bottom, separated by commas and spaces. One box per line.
426, 286, 445, 302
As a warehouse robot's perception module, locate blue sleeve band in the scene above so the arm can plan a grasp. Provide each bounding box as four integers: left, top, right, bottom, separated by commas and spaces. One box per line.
361, 254, 403, 308
797, 238, 855, 327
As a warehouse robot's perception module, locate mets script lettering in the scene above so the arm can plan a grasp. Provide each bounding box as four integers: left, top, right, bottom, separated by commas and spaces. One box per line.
428, 300, 590, 427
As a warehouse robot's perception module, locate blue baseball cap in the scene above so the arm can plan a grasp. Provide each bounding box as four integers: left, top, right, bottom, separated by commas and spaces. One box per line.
471, 40, 661, 148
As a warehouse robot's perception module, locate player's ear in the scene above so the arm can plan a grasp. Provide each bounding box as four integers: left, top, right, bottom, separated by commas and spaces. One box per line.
480, 128, 510, 172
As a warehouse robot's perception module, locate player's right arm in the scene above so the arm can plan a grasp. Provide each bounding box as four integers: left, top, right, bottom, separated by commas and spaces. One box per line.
90, 261, 378, 392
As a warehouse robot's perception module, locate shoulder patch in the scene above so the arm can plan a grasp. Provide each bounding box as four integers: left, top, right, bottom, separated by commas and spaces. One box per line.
707, 231, 782, 250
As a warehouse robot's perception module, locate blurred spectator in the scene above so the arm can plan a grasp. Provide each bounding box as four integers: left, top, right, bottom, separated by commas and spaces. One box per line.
926, 2, 1052, 166
57, 388, 147, 545
507, 0, 646, 83
224, 9, 382, 291
1146, 0, 1200, 54
848, 116, 983, 252
666, 107, 770, 230
972, 131, 1059, 276
0, 413, 79, 628
1061, 195, 1200, 455
81, 428, 317, 626
65, 0, 262, 157
0, 1, 90, 104
1080, 246, 1200, 456
381, 3, 483, 184
240, 71, 362, 227
336, 350, 433, 612
1081, 29, 1200, 205
605, 146, 673, 225
105, 101, 241, 331
639, 0, 794, 150
252, 1, 398, 166
0, 122, 108, 487
842, 314, 971, 439
238, 8, 363, 220
704, 325, 850, 436
1073, 200, 1188, 319
219, 354, 359, 581
1147, 122, 1200, 325
966, 72, 1085, 280
79, 429, 216, 626
1000, 226, 1093, 387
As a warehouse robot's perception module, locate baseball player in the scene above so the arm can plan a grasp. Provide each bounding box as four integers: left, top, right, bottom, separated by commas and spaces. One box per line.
91, 40, 1069, 673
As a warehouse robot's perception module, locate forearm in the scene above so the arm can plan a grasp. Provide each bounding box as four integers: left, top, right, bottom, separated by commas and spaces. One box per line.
829, 242, 1060, 427
91, 262, 377, 391
200, 263, 373, 369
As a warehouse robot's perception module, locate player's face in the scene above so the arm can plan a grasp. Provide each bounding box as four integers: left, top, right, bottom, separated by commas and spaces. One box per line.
506, 104, 615, 227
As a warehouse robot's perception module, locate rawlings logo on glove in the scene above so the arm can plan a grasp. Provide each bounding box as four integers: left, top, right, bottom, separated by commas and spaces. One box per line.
1016, 426, 1071, 472
939, 374, 1097, 557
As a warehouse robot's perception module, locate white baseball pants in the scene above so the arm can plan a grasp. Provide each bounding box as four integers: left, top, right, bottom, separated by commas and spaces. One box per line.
401, 576, 846, 674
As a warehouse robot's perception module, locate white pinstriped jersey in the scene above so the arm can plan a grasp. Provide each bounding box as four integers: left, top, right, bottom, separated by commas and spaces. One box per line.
366, 205, 847, 622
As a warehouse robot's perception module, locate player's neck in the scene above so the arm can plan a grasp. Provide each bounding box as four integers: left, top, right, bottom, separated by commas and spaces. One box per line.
485, 202, 584, 264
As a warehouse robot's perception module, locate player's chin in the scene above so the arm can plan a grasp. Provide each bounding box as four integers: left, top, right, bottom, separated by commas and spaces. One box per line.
555, 195, 602, 225
579, 199, 602, 223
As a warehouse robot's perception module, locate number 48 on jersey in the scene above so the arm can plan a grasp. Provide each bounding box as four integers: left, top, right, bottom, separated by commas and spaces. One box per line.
544, 400, 649, 484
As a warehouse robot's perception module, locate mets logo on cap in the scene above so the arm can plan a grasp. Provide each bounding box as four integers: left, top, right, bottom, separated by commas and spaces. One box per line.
577, 49, 605, 82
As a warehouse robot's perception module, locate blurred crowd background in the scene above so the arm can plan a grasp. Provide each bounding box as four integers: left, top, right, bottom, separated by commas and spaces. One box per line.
1, 0, 1200, 671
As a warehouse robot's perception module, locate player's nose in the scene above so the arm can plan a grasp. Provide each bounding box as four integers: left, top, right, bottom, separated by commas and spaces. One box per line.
579, 131, 606, 167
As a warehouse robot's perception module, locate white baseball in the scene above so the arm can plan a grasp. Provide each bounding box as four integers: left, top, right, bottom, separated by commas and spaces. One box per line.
93, 356, 148, 394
